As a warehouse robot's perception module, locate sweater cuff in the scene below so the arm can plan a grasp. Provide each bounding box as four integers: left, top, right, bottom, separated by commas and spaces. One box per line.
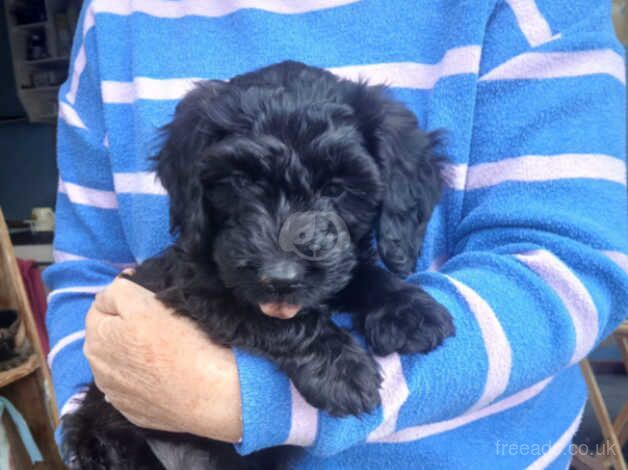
233, 348, 293, 455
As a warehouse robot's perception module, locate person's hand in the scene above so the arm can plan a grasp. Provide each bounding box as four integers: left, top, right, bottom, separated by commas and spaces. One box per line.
83, 274, 243, 443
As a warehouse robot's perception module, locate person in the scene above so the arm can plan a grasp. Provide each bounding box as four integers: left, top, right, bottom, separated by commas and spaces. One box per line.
44, 0, 627, 468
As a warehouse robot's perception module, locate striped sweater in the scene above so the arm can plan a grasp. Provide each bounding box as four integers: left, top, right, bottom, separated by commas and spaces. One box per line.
43, 1, 627, 469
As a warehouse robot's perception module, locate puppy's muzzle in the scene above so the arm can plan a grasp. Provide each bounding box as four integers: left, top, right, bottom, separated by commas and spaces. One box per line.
259, 260, 304, 293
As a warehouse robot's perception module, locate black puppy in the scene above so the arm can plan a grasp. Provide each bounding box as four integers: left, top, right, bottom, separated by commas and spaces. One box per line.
63, 61, 454, 469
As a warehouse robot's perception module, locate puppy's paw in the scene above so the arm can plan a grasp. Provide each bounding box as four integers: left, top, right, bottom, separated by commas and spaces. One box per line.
365, 287, 454, 356
291, 341, 382, 417
62, 412, 123, 470
61, 384, 160, 470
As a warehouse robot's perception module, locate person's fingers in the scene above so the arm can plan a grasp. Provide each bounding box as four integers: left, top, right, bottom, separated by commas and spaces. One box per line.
85, 303, 103, 338
121, 411, 181, 432
116, 409, 153, 429
110, 396, 167, 430
92, 369, 109, 395
83, 306, 100, 361
92, 275, 154, 319
84, 306, 125, 364
92, 288, 119, 316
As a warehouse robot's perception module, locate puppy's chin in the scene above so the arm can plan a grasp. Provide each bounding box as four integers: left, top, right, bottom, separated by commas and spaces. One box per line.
259, 302, 301, 319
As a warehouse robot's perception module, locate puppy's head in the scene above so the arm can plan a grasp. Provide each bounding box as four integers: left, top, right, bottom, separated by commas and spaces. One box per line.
157, 79, 383, 318
345, 83, 444, 277
156, 62, 443, 318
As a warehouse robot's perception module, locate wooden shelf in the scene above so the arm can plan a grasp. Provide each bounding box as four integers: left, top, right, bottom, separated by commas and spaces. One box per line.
0, 354, 39, 388
21, 85, 61, 93
12, 21, 48, 31
0, 208, 65, 468
24, 56, 69, 65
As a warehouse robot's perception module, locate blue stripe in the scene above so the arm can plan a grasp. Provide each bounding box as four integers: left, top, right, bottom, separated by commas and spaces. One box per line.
473, 77, 625, 162
104, 101, 176, 173
297, 366, 586, 469
56, 121, 113, 189
396, 273, 489, 427
114, 194, 174, 261
46, 296, 92, 347
54, 195, 136, 262
478, 2, 537, 74
61, 25, 105, 131
233, 348, 292, 455
538, 1, 615, 44
95, 0, 481, 81
460, 181, 627, 249
443, 252, 576, 398
43, 258, 119, 291
50, 340, 93, 411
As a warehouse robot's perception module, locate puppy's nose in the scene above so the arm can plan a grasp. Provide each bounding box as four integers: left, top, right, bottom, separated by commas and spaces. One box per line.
382, 233, 401, 247
380, 235, 413, 274
259, 261, 304, 290
381, 235, 407, 261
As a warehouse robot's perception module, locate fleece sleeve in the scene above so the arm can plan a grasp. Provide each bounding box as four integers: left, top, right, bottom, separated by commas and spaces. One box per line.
233, 0, 627, 456
42, 0, 136, 422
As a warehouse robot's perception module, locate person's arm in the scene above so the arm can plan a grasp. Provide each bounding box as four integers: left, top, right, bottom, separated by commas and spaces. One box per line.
43, 0, 135, 431
231, 0, 627, 456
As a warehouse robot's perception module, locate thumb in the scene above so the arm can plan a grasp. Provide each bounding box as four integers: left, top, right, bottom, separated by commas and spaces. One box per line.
93, 287, 119, 316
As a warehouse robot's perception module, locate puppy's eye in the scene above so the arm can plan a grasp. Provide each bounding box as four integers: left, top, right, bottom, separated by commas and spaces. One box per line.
212, 174, 248, 191
322, 182, 345, 198
231, 174, 249, 187
415, 206, 425, 223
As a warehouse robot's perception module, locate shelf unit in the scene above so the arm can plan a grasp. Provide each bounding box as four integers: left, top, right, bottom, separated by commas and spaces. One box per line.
3, 0, 81, 123
0, 354, 39, 388
0, 208, 64, 469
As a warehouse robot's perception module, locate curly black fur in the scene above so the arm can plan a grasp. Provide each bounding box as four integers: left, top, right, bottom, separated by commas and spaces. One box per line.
62, 61, 454, 470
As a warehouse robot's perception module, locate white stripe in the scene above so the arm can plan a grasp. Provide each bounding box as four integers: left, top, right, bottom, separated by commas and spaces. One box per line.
441, 163, 468, 191
101, 46, 482, 103
67, 0, 358, 104
58, 178, 119, 209
93, 0, 359, 18
47, 285, 107, 303
328, 46, 481, 89
102, 77, 202, 103
446, 276, 512, 411
66, 5, 95, 104
515, 250, 598, 365
505, 0, 553, 47
480, 49, 625, 85
53, 249, 137, 269
428, 255, 448, 272
367, 353, 410, 442
602, 250, 628, 273
60, 390, 88, 417
53, 250, 88, 263
373, 377, 553, 443
443, 154, 626, 191
283, 382, 318, 446
58, 102, 87, 129
113, 172, 167, 195
48, 330, 86, 368
526, 407, 584, 470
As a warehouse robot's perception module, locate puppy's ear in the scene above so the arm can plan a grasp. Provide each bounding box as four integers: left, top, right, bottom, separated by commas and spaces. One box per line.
349, 85, 444, 276
376, 124, 444, 276
155, 80, 232, 253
